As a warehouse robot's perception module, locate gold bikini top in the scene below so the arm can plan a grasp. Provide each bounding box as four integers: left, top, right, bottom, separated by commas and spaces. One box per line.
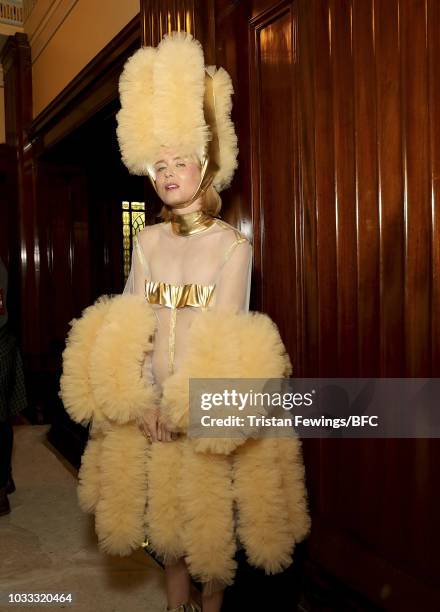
144, 280, 215, 310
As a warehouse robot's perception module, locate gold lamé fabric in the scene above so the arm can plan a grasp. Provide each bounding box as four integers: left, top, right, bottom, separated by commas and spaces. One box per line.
144, 279, 215, 310
144, 279, 216, 375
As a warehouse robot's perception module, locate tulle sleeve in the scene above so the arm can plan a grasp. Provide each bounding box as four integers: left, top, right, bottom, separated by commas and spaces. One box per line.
211, 237, 252, 313
123, 233, 151, 295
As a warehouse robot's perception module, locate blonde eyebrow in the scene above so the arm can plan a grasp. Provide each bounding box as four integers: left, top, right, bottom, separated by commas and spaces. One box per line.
154, 156, 184, 167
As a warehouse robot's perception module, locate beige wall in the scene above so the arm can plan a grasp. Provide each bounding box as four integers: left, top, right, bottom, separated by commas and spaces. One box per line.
25, 0, 139, 117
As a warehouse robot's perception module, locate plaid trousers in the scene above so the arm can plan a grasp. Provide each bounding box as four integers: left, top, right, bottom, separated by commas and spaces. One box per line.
0, 324, 27, 423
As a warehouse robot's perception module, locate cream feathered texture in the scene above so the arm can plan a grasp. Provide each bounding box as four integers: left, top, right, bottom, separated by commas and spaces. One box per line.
60, 294, 159, 556
178, 443, 237, 586
159, 309, 292, 454
154, 32, 209, 162
233, 437, 311, 572
143, 439, 186, 563
207, 65, 239, 191
60, 295, 311, 586
89, 294, 158, 424
116, 32, 239, 191
276, 437, 311, 543
77, 432, 103, 514
75, 422, 151, 557
60, 294, 159, 427
59, 295, 112, 426
153, 308, 306, 587
94, 424, 149, 556
116, 47, 156, 175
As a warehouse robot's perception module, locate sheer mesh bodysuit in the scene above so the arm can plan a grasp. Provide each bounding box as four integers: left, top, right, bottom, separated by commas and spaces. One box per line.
124, 217, 252, 394
123, 216, 252, 595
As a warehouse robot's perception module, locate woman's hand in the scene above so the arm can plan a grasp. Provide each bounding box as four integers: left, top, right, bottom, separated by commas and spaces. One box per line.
157, 414, 179, 442
157, 420, 176, 442
137, 408, 177, 443
137, 408, 160, 442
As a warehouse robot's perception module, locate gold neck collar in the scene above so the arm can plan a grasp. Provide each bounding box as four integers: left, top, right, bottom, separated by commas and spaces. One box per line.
170, 209, 215, 236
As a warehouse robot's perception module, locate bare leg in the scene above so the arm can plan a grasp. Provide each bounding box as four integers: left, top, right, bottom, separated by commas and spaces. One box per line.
164, 557, 191, 609
201, 587, 225, 612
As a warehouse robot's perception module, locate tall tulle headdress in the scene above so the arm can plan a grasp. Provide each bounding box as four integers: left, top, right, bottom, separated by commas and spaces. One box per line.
116, 31, 239, 202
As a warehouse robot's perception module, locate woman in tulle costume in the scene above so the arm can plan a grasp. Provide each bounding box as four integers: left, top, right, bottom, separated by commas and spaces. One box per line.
61, 32, 311, 612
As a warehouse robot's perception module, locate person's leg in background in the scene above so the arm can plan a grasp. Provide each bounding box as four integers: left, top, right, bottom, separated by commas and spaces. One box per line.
0, 418, 13, 515
0, 326, 27, 516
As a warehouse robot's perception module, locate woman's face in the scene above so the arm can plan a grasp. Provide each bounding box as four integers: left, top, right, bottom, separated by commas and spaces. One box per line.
153, 150, 201, 207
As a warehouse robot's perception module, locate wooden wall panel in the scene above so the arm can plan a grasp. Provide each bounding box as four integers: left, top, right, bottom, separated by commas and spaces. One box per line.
312, 0, 338, 378
401, 0, 431, 377
331, 0, 358, 376
212, 0, 253, 278
1, 34, 39, 357
295, 0, 317, 378
293, 0, 440, 382
0, 144, 19, 331
216, 0, 440, 608
430, 0, 440, 374
2, 19, 142, 425
375, 0, 405, 377
141, 0, 209, 50
297, 0, 440, 607
353, 0, 380, 376
250, 2, 301, 367
36, 162, 91, 360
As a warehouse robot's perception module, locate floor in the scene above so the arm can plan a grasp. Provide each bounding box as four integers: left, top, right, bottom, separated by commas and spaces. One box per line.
0, 424, 304, 612
0, 425, 167, 612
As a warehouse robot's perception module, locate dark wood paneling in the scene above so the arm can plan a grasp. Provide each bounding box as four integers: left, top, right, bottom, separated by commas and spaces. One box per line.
375, 0, 405, 376
400, 0, 431, 377
2, 19, 142, 424
331, 0, 358, 376
213, 0, 254, 285
0, 144, 19, 332
295, 0, 317, 379
216, 0, 440, 609
430, 0, 440, 374
0, 145, 16, 264
1, 34, 35, 356
141, 0, 203, 45
311, 0, 338, 377
249, 2, 301, 368
353, 0, 380, 376
36, 162, 91, 359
